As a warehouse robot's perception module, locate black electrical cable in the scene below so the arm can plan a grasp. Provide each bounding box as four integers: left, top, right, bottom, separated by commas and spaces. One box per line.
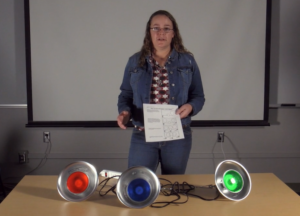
151, 179, 220, 207
150, 180, 190, 208
1, 139, 52, 201
187, 185, 220, 201
98, 175, 119, 196
27, 139, 52, 175
97, 176, 220, 208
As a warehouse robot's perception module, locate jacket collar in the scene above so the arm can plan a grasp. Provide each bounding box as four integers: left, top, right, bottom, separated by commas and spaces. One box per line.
146, 49, 178, 62
169, 48, 178, 62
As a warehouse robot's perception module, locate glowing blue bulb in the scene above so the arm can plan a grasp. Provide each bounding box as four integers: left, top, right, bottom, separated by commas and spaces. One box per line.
127, 179, 151, 202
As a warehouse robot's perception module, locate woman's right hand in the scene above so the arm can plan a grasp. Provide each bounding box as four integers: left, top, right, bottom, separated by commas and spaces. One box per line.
117, 111, 130, 129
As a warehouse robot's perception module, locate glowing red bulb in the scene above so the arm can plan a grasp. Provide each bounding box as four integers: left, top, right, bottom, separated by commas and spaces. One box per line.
67, 172, 89, 193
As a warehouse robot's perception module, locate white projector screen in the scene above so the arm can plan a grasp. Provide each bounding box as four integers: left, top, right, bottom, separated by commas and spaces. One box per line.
25, 0, 271, 127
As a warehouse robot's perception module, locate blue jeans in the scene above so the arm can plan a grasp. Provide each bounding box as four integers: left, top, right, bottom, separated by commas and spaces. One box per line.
128, 126, 192, 174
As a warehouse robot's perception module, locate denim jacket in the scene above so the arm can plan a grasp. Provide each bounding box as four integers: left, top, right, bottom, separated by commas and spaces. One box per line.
118, 49, 205, 127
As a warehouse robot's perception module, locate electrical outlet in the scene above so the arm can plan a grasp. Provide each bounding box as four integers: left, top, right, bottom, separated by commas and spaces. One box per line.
43, 132, 50, 143
19, 150, 28, 164
217, 132, 224, 142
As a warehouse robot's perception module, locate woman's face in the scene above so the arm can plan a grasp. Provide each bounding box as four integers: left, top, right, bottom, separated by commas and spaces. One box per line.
150, 15, 174, 52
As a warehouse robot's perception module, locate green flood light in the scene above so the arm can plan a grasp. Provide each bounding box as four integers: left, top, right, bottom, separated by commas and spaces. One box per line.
223, 170, 243, 193
215, 160, 251, 201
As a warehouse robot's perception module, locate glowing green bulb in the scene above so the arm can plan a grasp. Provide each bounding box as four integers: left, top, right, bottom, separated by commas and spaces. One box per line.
223, 170, 243, 193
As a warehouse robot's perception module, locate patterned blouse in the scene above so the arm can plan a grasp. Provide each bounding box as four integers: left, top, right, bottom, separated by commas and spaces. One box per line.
149, 55, 170, 104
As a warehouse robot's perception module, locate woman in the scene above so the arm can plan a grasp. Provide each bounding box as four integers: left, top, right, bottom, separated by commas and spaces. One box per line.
117, 10, 205, 174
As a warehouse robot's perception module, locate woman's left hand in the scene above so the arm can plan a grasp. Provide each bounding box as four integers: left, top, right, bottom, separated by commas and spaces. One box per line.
176, 104, 193, 119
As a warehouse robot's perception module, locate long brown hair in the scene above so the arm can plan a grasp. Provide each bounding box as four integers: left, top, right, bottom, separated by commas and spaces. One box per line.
138, 10, 191, 67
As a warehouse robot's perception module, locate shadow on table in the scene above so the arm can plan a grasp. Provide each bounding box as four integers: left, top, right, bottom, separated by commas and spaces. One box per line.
186, 185, 230, 202
14, 185, 60, 201
90, 193, 125, 208
14, 185, 126, 207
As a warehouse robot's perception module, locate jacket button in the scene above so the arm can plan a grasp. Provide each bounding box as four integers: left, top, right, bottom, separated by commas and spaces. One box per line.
172, 83, 175, 86
170, 71, 173, 74
167, 62, 171, 64
172, 97, 175, 100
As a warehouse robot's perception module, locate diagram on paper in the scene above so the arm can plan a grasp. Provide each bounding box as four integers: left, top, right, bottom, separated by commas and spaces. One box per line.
161, 111, 180, 139
143, 104, 184, 142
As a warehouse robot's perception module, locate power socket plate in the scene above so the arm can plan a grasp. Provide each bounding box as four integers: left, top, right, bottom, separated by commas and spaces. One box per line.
43, 132, 50, 143
19, 151, 28, 163
217, 132, 224, 142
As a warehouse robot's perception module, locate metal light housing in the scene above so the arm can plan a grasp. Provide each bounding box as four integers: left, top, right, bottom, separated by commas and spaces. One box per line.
57, 161, 99, 202
116, 166, 160, 208
215, 160, 251, 201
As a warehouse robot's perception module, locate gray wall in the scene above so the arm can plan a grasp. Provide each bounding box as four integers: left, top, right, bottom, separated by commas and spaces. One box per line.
1, 0, 300, 184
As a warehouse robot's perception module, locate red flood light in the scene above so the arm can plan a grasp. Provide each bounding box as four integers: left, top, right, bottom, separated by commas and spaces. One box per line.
57, 161, 99, 202
67, 172, 89, 194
